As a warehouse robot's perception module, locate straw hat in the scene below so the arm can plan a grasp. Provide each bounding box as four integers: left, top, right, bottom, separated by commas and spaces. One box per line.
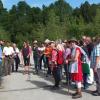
69, 37, 78, 44
64, 40, 68, 43
44, 39, 50, 43
33, 40, 38, 43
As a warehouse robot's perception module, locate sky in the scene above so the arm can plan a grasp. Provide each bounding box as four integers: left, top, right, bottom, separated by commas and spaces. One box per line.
1, 0, 100, 10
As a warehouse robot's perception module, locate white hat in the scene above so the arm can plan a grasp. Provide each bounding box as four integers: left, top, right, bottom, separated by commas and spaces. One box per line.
44, 39, 50, 43
33, 40, 38, 43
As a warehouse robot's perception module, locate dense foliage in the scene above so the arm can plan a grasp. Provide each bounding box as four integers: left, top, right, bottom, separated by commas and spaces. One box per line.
0, 0, 100, 46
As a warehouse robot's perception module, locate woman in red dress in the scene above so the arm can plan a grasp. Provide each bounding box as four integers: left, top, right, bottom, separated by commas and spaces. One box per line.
69, 38, 83, 99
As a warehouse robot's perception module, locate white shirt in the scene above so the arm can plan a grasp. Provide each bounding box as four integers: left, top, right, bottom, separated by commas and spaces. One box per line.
38, 47, 45, 51
13, 48, 19, 53
13, 47, 19, 56
3, 46, 14, 56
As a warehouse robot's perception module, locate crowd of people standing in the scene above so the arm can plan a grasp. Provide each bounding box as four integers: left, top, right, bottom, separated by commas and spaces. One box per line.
0, 35, 100, 99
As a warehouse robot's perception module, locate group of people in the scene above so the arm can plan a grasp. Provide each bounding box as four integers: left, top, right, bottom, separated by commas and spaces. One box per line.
0, 40, 20, 85
0, 35, 100, 99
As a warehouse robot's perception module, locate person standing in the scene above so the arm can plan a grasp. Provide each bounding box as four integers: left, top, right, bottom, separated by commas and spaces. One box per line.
91, 37, 100, 96
21, 41, 30, 74
44, 39, 52, 77
3, 41, 14, 75
38, 43, 45, 70
50, 42, 59, 89
63, 41, 71, 84
12, 43, 20, 72
69, 38, 83, 99
32, 40, 39, 74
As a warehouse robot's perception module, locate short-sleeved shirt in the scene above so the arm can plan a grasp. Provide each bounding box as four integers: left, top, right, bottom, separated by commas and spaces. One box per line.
3, 46, 14, 56
91, 43, 100, 68
22, 46, 30, 58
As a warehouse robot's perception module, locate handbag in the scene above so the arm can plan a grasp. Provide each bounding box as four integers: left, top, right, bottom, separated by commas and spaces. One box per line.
82, 63, 90, 74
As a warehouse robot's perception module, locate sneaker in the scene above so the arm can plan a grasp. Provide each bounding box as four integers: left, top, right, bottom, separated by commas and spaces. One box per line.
51, 85, 60, 90
92, 92, 100, 96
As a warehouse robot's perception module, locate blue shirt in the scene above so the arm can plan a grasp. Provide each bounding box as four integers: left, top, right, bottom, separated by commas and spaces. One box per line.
0, 46, 2, 64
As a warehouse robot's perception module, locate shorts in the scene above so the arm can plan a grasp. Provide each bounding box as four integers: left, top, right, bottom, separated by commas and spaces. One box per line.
23, 56, 30, 66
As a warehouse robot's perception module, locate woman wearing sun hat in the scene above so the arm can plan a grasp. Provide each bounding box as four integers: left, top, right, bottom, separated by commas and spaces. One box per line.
68, 37, 83, 99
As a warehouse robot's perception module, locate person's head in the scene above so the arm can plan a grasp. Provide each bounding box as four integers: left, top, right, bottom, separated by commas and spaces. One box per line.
33, 40, 38, 44
23, 41, 28, 47
44, 39, 51, 46
2, 40, 5, 45
6, 41, 10, 47
51, 42, 56, 49
56, 43, 64, 51
86, 36, 92, 45
94, 37, 100, 46
69, 37, 78, 48
82, 35, 87, 41
13, 43, 16, 48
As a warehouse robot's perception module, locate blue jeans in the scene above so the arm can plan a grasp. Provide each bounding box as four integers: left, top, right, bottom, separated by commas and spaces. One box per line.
52, 65, 62, 87
64, 64, 71, 82
33, 56, 39, 73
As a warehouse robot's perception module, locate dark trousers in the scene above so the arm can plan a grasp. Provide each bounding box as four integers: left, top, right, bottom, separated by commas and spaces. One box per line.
12, 56, 20, 72
64, 64, 71, 83
46, 57, 51, 75
52, 66, 62, 87
34, 56, 39, 73
83, 73, 88, 88
39, 54, 45, 70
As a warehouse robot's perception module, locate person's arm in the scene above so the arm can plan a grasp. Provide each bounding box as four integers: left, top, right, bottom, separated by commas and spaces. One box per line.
74, 49, 80, 62
0, 49, 2, 60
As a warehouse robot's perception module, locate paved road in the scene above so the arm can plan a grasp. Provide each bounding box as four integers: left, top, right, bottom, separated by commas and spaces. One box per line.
0, 66, 100, 100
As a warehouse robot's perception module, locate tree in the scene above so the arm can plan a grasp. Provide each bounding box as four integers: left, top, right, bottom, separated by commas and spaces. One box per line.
94, 7, 100, 36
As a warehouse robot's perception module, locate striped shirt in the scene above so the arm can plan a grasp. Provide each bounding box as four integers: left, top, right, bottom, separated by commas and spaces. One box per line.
91, 43, 100, 68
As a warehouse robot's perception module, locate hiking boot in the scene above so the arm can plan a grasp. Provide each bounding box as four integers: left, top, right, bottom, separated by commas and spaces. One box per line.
72, 93, 82, 99
72, 92, 78, 96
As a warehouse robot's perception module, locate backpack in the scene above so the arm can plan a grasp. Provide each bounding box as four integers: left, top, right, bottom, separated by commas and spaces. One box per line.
57, 50, 64, 65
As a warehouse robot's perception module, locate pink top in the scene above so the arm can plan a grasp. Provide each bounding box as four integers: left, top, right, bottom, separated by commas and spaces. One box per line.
51, 49, 57, 62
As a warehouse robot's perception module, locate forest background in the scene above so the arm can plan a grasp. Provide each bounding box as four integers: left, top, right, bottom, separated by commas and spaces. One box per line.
0, 0, 100, 47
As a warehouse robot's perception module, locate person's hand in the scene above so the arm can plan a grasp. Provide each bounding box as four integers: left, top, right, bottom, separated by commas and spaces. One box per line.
66, 60, 68, 64
27, 55, 29, 58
